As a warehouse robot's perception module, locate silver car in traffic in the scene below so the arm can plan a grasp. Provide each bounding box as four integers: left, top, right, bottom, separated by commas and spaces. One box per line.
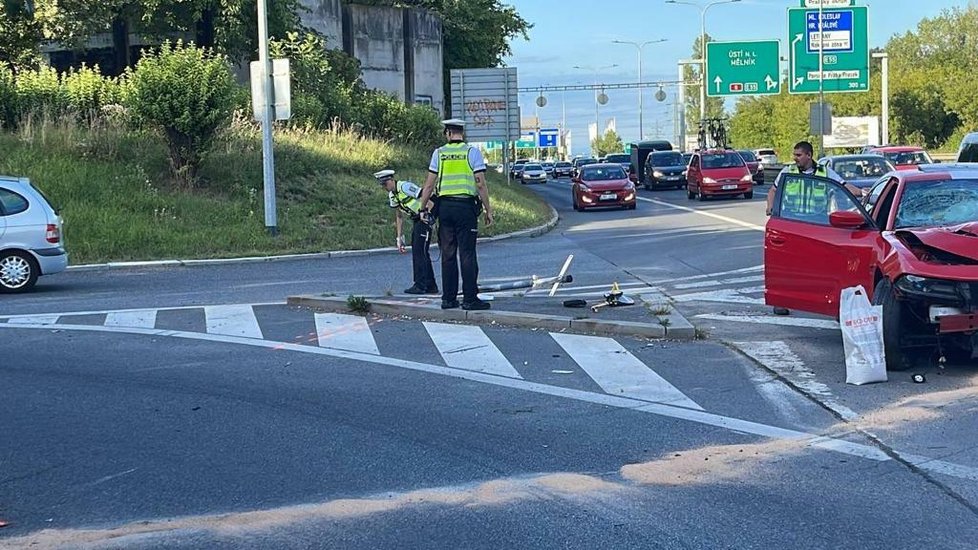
1, 176, 68, 292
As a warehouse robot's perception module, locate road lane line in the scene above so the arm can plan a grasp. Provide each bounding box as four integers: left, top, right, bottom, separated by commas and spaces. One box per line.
0, 302, 285, 321
636, 196, 766, 231
423, 322, 522, 379
733, 341, 858, 421
4, 321, 925, 473
673, 288, 765, 305
674, 274, 765, 290
104, 310, 158, 329
698, 313, 840, 330
550, 332, 703, 410
315, 313, 379, 355
6, 314, 60, 325
204, 305, 264, 339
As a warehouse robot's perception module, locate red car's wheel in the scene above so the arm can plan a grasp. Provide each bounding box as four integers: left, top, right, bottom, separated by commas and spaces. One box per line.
873, 278, 917, 371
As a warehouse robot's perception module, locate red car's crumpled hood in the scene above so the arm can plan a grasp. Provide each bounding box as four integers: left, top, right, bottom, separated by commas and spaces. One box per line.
896, 222, 978, 262
581, 180, 631, 191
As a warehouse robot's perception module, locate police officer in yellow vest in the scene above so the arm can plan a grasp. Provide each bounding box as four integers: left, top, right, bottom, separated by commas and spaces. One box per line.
418, 119, 494, 310
766, 141, 844, 216
375, 169, 438, 295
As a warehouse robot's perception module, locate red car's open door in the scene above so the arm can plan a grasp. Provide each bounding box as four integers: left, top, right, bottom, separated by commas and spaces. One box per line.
765, 175, 880, 317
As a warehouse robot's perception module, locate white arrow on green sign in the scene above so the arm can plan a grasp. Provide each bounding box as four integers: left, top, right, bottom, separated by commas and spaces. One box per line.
705, 40, 781, 98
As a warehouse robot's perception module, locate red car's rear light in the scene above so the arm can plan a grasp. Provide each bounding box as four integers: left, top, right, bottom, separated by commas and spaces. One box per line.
46, 223, 60, 244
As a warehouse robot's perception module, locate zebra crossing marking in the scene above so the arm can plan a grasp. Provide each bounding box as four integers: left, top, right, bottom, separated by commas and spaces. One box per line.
105, 310, 158, 329
315, 313, 380, 355
423, 321, 523, 379
204, 305, 264, 339
6, 314, 60, 325
550, 332, 703, 410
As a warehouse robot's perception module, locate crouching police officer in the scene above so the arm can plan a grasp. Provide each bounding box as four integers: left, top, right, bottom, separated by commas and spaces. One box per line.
375, 169, 438, 295
418, 119, 494, 310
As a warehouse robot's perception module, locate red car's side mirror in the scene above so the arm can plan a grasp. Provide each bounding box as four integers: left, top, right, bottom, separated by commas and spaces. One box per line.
829, 211, 867, 229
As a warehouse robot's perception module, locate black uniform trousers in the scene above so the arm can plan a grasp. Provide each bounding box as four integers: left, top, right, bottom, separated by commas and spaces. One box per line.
437, 196, 479, 303
410, 216, 437, 291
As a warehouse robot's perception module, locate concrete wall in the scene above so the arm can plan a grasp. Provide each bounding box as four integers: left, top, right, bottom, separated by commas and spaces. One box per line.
406, 9, 444, 114
298, 2, 444, 114
342, 4, 406, 101
298, 0, 344, 49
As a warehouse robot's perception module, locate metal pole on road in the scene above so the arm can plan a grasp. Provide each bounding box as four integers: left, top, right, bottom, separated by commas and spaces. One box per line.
257, 0, 277, 236
613, 39, 667, 141
666, 0, 741, 123
872, 52, 890, 145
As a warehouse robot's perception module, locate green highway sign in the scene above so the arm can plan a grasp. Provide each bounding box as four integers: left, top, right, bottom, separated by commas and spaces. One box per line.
705, 40, 781, 97
788, 6, 869, 94
800, 0, 854, 6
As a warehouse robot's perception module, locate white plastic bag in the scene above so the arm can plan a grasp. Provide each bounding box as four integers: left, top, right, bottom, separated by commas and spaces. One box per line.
840, 285, 888, 385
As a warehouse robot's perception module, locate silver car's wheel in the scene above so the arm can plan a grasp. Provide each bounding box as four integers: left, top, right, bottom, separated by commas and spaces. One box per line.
0, 251, 38, 293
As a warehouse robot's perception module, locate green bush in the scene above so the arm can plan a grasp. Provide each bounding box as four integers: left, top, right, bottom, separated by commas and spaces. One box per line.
15, 65, 67, 119
63, 64, 123, 115
125, 41, 237, 186
356, 89, 442, 149
268, 31, 358, 127
0, 66, 15, 129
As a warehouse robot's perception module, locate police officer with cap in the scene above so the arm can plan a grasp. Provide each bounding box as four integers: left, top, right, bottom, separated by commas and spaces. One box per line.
375, 169, 438, 295
418, 118, 494, 310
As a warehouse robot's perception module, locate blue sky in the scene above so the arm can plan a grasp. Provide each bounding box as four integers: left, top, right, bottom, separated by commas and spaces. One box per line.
502, 0, 966, 154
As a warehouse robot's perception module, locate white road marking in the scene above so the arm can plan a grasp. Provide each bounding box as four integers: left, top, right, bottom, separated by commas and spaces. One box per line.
672, 288, 765, 305
647, 265, 763, 284
6, 315, 60, 325
698, 313, 840, 330
423, 322, 522, 379
314, 313, 379, 355
0, 302, 285, 321
674, 274, 764, 290
7, 321, 943, 477
204, 305, 264, 339
733, 341, 858, 421
550, 332, 703, 410
636, 196, 766, 231
104, 310, 158, 329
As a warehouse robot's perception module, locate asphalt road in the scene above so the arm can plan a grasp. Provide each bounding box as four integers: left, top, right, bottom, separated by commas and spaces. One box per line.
3, 175, 978, 548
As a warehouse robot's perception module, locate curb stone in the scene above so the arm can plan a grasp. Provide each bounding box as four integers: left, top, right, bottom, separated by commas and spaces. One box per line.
286, 295, 674, 340
67, 205, 560, 272
638, 292, 697, 340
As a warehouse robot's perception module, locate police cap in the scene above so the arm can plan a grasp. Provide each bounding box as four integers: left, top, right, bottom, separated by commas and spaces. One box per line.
373, 169, 396, 184
441, 118, 466, 130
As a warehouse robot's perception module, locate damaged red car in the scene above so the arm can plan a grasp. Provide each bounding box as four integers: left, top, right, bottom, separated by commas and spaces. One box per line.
765, 167, 978, 370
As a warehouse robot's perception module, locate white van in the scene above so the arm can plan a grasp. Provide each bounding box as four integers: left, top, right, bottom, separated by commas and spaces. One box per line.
957, 132, 978, 163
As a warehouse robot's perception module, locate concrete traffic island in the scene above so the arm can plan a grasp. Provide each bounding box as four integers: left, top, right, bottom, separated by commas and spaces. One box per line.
286, 293, 698, 340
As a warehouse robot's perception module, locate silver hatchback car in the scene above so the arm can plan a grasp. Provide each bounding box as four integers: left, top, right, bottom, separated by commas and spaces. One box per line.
0, 176, 68, 292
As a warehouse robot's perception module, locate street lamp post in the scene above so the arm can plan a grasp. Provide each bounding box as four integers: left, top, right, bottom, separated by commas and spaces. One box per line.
872, 52, 889, 145
612, 39, 667, 140
665, 0, 742, 123
573, 64, 618, 155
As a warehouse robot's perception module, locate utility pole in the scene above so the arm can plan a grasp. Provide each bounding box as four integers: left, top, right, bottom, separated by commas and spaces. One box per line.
872, 52, 889, 145
257, 0, 277, 235
612, 39, 667, 141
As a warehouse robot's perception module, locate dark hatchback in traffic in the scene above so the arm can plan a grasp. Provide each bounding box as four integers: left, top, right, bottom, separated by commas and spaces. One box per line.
643, 151, 688, 190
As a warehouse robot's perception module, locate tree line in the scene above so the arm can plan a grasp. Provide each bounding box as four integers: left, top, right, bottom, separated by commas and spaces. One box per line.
685, 6, 978, 155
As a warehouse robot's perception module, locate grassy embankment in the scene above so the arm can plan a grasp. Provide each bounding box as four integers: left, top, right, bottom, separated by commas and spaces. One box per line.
0, 116, 552, 264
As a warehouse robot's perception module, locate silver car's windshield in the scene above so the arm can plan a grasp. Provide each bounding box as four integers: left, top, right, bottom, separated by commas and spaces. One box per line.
833, 158, 893, 180
894, 179, 978, 229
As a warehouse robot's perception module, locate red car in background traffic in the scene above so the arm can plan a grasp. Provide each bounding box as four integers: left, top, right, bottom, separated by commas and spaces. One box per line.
572, 163, 637, 211
765, 167, 978, 370
864, 146, 935, 170
686, 149, 754, 200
